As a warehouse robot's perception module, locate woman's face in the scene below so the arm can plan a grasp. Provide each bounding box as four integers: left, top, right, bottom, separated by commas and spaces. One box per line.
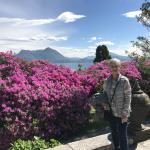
110, 63, 121, 75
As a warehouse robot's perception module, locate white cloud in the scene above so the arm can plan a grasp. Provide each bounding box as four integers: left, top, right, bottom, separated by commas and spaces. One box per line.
51, 46, 95, 58
123, 10, 141, 18
110, 47, 128, 56
96, 40, 114, 46
0, 36, 68, 42
0, 24, 68, 53
124, 44, 142, 55
87, 40, 115, 55
88, 45, 97, 49
84, 36, 102, 42
88, 36, 97, 42
30, 35, 68, 41
0, 11, 86, 27
0, 39, 55, 54
0, 37, 31, 42
109, 43, 141, 56
0, 12, 79, 52
57, 12, 86, 23
53, 44, 130, 58
0, 17, 55, 26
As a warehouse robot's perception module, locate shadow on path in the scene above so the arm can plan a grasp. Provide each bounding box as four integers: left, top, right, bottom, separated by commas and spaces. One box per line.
107, 133, 138, 150
129, 144, 138, 150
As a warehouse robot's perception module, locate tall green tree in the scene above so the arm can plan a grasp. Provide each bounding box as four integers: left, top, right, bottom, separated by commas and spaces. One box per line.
137, 0, 150, 28
127, 36, 150, 62
126, 0, 150, 76
127, 0, 150, 62
93, 45, 111, 63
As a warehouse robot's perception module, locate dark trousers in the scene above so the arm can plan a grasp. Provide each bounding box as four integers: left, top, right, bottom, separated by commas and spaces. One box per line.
109, 116, 128, 150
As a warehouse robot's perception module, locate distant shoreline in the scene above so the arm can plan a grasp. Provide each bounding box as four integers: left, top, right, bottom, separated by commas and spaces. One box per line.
55, 62, 93, 70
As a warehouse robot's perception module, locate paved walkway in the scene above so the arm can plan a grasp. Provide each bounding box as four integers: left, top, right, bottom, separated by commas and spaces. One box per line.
129, 139, 150, 150
47, 133, 112, 150
47, 135, 150, 150
47, 123, 150, 150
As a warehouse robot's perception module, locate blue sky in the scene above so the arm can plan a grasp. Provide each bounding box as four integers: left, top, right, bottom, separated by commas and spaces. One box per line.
0, 0, 148, 57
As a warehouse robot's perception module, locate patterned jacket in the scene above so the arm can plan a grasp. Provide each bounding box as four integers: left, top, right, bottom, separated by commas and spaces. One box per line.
103, 73, 132, 118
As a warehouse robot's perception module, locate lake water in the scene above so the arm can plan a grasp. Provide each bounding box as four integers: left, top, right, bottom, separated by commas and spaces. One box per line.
55, 62, 93, 70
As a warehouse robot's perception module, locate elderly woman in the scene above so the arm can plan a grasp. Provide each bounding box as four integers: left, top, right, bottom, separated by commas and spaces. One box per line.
102, 58, 132, 150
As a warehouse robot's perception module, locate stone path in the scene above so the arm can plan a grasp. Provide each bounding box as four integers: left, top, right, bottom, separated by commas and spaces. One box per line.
48, 136, 150, 150
137, 139, 150, 150
47, 123, 150, 150
129, 139, 150, 150
47, 133, 112, 150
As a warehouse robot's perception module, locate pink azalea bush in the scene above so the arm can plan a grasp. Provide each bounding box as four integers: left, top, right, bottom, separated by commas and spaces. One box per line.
137, 59, 150, 97
77, 60, 141, 92
0, 52, 143, 149
0, 52, 92, 149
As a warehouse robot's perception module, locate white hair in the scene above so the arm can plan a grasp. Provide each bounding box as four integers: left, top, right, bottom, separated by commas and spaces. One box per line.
109, 58, 121, 67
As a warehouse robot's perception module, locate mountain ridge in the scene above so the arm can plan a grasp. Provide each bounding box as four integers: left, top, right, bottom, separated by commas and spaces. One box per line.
16, 47, 130, 63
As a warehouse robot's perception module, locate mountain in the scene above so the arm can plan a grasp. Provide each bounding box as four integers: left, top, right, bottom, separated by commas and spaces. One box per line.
79, 52, 130, 63
16, 47, 70, 63
16, 47, 130, 63
110, 52, 130, 61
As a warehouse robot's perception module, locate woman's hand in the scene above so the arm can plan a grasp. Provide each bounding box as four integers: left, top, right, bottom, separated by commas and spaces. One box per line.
101, 102, 109, 110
